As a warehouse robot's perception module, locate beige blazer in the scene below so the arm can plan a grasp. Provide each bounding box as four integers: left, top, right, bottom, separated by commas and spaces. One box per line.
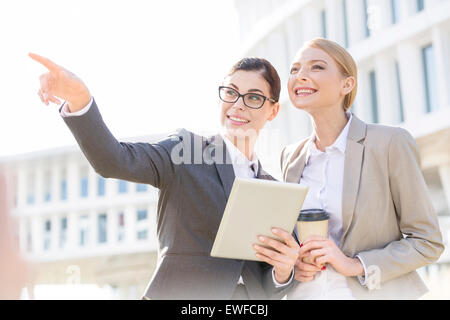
281, 114, 444, 300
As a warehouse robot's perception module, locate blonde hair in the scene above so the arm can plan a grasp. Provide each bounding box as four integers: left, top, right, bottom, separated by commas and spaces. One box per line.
301, 38, 358, 111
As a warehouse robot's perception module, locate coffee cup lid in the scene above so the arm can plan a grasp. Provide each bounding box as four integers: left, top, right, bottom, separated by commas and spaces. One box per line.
298, 209, 329, 221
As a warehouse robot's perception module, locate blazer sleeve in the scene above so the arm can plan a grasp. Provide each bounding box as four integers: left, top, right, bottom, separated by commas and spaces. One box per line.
61, 98, 179, 189
357, 128, 444, 284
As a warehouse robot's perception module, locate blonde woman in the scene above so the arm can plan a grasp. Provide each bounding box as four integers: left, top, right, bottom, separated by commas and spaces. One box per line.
281, 38, 444, 299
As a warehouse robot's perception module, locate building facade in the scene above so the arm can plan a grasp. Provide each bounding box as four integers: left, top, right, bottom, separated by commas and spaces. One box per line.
233, 0, 450, 298
1, 136, 163, 299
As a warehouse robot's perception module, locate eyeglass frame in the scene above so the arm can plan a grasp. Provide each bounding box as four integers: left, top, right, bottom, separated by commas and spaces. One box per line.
218, 86, 277, 109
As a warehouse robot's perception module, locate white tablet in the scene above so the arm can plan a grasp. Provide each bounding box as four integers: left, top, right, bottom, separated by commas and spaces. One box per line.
211, 178, 308, 261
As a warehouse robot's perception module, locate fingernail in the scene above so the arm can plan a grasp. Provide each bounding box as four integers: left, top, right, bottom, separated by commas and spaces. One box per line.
258, 236, 265, 242
321, 266, 326, 270
300, 243, 303, 247
272, 228, 279, 233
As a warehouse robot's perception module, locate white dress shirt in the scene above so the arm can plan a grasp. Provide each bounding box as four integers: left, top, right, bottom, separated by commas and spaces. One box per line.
61, 99, 293, 289
288, 112, 359, 300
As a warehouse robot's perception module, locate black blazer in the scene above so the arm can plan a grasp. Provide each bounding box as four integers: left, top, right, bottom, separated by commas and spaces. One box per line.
61, 99, 294, 299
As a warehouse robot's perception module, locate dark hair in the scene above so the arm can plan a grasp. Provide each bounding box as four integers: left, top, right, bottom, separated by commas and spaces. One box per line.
227, 57, 281, 102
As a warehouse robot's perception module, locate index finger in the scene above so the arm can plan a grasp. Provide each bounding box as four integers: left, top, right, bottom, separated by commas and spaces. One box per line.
271, 227, 299, 249
28, 52, 59, 71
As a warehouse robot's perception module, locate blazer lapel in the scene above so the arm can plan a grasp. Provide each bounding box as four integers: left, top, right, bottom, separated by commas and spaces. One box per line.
207, 134, 235, 199
284, 135, 313, 183
339, 115, 367, 248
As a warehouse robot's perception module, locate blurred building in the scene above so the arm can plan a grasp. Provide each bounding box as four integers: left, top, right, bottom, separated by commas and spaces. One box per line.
233, 0, 450, 298
0, 136, 164, 299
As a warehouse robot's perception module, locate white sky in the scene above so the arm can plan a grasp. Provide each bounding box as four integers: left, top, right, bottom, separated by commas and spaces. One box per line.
0, 0, 240, 157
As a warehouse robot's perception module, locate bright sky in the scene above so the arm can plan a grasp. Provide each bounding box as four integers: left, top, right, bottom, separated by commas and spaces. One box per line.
0, 0, 240, 158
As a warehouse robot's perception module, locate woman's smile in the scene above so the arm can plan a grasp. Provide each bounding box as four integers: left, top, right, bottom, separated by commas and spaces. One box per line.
293, 86, 318, 97
227, 114, 250, 125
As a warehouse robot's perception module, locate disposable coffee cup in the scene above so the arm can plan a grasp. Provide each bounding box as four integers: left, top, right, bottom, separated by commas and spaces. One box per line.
297, 209, 329, 267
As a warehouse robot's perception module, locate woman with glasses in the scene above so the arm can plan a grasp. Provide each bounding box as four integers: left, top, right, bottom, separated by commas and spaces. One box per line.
29, 53, 300, 300
281, 38, 443, 299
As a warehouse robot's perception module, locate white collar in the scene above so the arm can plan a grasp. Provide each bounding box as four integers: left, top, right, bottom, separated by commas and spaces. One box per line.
306, 112, 353, 162
220, 134, 259, 171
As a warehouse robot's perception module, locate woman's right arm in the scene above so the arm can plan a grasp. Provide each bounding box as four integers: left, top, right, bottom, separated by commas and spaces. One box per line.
29, 53, 178, 189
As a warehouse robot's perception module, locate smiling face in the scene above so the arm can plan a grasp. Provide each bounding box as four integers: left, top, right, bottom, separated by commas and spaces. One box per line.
288, 46, 355, 115
220, 70, 279, 138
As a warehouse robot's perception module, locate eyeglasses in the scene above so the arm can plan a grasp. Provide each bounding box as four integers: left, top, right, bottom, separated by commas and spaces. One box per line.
218, 86, 276, 109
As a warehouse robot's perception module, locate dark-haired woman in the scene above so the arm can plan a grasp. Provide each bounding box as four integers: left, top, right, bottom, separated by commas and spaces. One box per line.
30, 53, 299, 300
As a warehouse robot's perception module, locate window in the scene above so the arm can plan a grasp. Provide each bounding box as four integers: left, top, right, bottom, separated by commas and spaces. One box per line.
44, 170, 51, 202
136, 209, 148, 241
137, 230, 148, 240
25, 220, 32, 252
79, 215, 90, 247
98, 176, 106, 197
43, 219, 51, 251
61, 169, 67, 201
391, 0, 400, 24
342, 0, 349, 48
320, 9, 327, 38
98, 214, 107, 244
363, 0, 370, 38
369, 70, 379, 123
60, 217, 67, 249
422, 44, 439, 113
118, 211, 125, 242
136, 183, 147, 193
417, 0, 424, 12
394, 61, 405, 122
26, 172, 35, 205
118, 180, 128, 194
80, 167, 88, 198
137, 209, 147, 221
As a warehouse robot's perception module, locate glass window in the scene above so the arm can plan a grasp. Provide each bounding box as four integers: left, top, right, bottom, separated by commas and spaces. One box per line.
118, 211, 125, 242
320, 9, 327, 38
394, 61, 405, 122
136, 209, 148, 241
61, 169, 67, 201
43, 219, 51, 251
369, 70, 379, 123
118, 180, 128, 194
98, 176, 106, 197
80, 167, 88, 198
417, 0, 424, 12
44, 170, 51, 202
27, 172, 35, 205
137, 230, 148, 240
422, 44, 439, 113
391, 0, 400, 24
136, 183, 147, 193
60, 217, 67, 249
137, 209, 147, 221
363, 0, 371, 38
98, 214, 107, 244
79, 215, 90, 247
25, 220, 32, 252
